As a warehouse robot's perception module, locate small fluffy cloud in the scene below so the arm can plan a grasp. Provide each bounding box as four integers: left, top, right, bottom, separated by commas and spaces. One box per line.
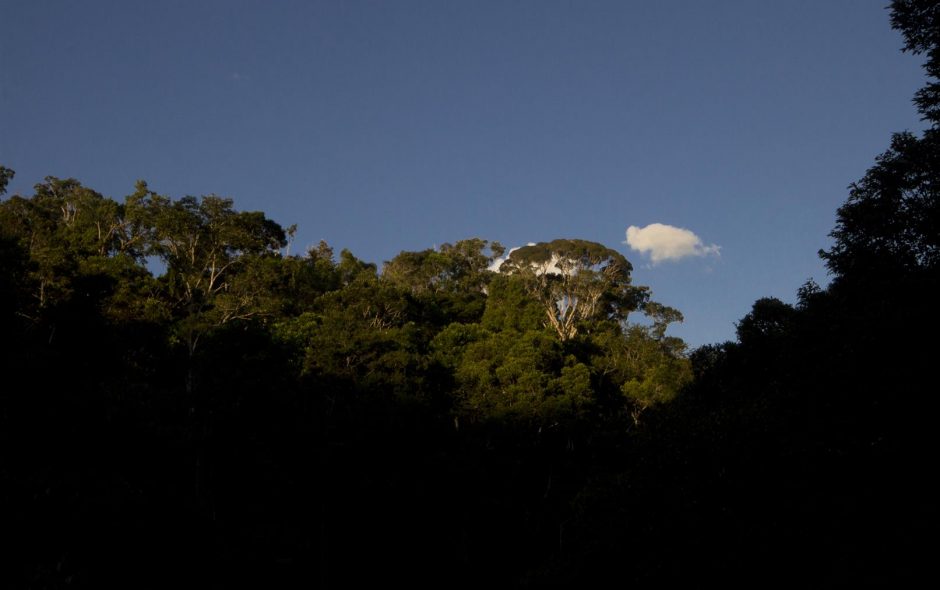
624, 223, 720, 264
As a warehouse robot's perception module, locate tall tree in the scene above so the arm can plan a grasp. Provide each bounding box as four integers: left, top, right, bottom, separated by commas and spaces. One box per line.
143, 192, 286, 308
822, 1, 940, 280
0, 165, 13, 195
892, 0, 940, 124
498, 239, 647, 341
0, 176, 153, 323
382, 238, 504, 295
105, 186, 290, 397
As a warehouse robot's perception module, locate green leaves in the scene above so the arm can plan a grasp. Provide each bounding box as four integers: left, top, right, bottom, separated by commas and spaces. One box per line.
0, 169, 694, 429
144, 193, 286, 305
382, 238, 503, 295
0, 165, 14, 195
0, 176, 150, 316
499, 239, 645, 341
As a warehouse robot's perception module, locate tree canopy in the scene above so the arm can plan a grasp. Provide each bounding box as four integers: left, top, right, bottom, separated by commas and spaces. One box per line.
498, 239, 649, 341
3, 1, 938, 586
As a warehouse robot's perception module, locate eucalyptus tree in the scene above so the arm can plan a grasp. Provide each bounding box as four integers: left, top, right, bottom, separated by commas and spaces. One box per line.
0, 176, 159, 331
138, 191, 285, 309
120, 185, 288, 393
0, 165, 13, 195
497, 239, 648, 341
382, 238, 504, 295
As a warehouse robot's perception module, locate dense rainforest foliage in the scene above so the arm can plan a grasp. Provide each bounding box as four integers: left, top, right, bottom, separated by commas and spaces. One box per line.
2, 1, 938, 585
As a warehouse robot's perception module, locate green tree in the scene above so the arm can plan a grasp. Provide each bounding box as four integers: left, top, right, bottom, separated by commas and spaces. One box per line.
480, 274, 546, 333
137, 190, 286, 357
288, 274, 433, 402
383, 238, 503, 296
0, 176, 159, 328
0, 165, 13, 195
0, 167, 29, 342
498, 239, 648, 341
145, 193, 286, 307
382, 239, 504, 327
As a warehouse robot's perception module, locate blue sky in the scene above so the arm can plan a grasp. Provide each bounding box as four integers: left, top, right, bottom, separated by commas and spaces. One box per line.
0, 0, 927, 346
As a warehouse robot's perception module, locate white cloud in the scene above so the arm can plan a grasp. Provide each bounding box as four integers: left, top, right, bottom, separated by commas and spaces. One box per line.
624, 223, 720, 264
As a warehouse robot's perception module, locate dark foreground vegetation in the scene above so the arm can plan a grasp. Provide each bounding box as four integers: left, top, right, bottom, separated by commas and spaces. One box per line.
2, 1, 938, 586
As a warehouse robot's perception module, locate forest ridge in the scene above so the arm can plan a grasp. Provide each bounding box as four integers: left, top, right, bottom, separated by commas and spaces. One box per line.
2, 0, 939, 585
0, 175, 691, 413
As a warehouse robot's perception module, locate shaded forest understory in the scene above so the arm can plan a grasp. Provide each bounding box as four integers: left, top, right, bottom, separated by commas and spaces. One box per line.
2, 1, 939, 586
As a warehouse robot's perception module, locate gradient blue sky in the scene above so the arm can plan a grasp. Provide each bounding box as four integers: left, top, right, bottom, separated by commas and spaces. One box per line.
0, 1, 927, 346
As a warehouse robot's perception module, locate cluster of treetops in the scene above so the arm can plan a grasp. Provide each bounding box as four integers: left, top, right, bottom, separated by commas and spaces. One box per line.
0, 169, 693, 423
1, 0, 938, 585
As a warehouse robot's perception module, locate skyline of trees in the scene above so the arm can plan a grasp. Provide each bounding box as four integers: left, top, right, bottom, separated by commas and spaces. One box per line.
2, 0, 938, 585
